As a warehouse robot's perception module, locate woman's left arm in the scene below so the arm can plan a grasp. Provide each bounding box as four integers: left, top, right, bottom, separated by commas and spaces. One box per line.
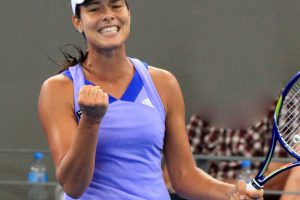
149, 66, 263, 200
280, 167, 300, 200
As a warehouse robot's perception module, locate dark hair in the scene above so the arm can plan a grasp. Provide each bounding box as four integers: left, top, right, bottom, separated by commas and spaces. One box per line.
52, 45, 87, 73
57, 0, 129, 72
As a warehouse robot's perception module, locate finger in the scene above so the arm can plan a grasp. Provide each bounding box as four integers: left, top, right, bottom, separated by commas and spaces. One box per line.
101, 92, 109, 103
78, 85, 92, 104
246, 188, 264, 199
230, 192, 236, 200
96, 87, 104, 97
237, 181, 246, 200
79, 85, 91, 97
235, 192, 241, 200
96, 88, 107, 102
89, 86, 101, 98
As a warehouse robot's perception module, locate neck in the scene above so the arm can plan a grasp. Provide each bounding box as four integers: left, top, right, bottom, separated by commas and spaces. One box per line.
82, 45, 133, 82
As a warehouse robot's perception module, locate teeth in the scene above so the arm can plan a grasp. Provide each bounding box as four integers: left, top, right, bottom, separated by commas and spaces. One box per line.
100, 26, 118, 34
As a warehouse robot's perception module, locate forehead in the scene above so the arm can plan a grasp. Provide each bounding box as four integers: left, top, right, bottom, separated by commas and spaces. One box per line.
76, 0, 128, 17
85, 0, 123, 5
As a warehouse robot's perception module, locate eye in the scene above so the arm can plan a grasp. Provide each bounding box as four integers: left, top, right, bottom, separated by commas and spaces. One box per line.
86, 4, 101, 12
111, 3, 123, 9
89, 9, 97, 12
88, 7, 99, 12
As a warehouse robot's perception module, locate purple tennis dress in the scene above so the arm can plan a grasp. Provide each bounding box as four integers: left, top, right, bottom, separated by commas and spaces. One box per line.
63, 58, 170, 200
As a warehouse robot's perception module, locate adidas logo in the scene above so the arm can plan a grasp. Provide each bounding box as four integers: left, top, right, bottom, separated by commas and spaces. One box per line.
141, 98, 154, 108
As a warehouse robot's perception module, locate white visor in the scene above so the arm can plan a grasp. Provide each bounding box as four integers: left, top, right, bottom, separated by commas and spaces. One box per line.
71, 0, 86, 15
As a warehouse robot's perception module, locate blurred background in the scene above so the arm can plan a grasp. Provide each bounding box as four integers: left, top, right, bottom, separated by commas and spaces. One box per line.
0, 0, 300, 199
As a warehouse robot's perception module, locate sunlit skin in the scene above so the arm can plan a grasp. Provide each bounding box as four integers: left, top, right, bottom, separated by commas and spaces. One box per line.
280, 167, 300, 200
38, 0, 264, 199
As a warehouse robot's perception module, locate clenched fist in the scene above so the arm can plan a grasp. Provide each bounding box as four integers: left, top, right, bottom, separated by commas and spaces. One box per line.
78, 85, 109, 124
230, 181, 264, 200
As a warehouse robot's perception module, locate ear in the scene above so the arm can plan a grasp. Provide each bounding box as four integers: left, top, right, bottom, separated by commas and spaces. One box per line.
72, 15, 83, 33
128, 10, 131, 24
128, 9, 131, 19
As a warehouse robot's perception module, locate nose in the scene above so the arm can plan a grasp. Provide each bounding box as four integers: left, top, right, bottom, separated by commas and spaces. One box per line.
102, 8, 115, 22
103, 15, 115, 22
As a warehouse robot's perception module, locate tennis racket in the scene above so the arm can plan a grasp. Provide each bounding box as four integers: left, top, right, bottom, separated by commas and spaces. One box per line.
247, 71, 300, 191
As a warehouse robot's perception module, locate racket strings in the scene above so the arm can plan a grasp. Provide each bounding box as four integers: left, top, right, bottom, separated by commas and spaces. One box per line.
279, 80, 300, 126
279, 109, 300, 151
281, 106, 300, 141
278, 79, 300, 154
279, 105, 300, 142
279, 84, 300, 133
280, 108, 300, 134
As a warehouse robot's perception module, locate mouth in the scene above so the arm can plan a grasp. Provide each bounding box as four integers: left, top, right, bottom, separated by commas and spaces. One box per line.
99, 25, 120, 35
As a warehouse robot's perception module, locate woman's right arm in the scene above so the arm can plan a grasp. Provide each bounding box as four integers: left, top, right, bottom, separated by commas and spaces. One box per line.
38, 74, 108, 198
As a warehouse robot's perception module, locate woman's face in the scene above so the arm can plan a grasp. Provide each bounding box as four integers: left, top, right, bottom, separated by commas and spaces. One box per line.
73, 0, 130, 51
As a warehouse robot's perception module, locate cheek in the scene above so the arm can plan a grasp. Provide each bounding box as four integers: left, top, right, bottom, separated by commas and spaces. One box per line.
86, 21, 99, 30
81, 17, 99, 30
123, 17, 131, 30
120, 12, 131, 25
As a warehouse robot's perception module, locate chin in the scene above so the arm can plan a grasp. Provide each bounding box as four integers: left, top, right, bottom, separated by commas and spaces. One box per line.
98, 43, 125, 51
100, 39, 127, 50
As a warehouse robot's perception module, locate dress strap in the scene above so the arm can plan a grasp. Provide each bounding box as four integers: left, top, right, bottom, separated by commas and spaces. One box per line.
68, 64, 85, 122
129, 58, 166, 121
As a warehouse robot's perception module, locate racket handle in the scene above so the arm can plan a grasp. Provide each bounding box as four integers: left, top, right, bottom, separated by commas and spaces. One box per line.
246, 182, 258, 191
246, 179, 263, 191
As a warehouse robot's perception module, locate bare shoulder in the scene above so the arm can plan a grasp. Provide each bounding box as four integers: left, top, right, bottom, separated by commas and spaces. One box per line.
41, 74, 72, 89
148, 66, 183, 113
40, 74, 73, 96
39, 74, 74, 109
148, 66, 177, 82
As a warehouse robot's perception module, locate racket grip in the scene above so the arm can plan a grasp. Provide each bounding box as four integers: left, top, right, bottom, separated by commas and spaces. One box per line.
246, 182, 258, 191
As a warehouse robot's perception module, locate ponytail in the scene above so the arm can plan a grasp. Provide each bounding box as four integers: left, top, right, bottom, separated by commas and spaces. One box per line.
52, 45, 87, 73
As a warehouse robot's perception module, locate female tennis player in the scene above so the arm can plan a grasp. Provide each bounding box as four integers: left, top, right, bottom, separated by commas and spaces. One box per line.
38, 0, 264, 199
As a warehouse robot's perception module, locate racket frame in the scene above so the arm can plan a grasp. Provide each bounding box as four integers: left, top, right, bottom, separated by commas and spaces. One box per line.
250, 72, 300, 189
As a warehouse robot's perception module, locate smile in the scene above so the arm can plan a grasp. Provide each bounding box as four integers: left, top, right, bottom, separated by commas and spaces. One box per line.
99, 26, 120, 35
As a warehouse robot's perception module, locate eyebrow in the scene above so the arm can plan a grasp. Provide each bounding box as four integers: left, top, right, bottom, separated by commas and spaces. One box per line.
109, 0, 122, 4
87, 0, 100, 6
110, 0, 122, 4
